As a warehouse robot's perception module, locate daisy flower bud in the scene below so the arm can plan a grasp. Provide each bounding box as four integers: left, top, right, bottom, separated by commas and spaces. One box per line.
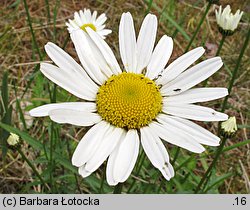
215, 5, 243, 36
221, 116, 238, 138
7, 133, 20, 146
66, 9, 112, 39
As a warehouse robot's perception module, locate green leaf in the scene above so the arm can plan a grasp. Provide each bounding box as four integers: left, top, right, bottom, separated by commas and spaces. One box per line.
223, 139, 250, 153
55, 155, 77, 173
204, 172, 233, 193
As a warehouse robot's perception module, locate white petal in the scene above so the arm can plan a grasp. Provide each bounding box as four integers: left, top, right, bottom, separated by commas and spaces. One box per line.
86, 28, 121, 75
106, 130, 127, 186
163, 104, 228, 121
146, 35, 173, 79
29, 102, 96, 117
98, 29, 112, 36
70, 30, 107, 85
84, 34, 114, 77
119, 12, 137, 72
161, 57, 223, 96
72, 121, 110, 167
74, 12, 83, 26
164, 88, 228, 104
136, 14, 157, 73
67, 19, 78, 29
84, 9, 91, 22
149, 121, 205, 153
48, 109, 101, 126
96, 13, 107, 25
96, 24, 106, 31
106, 145, 120, 186
44, 42, 97, 90
85, 126, 125, 172
91, 11, 97, 22
157, 47, 205, 85
159, 115, 220, 146
78, 165, 91, 178
113, 130, 139, 183
40, 63, 97, 100
140, 126, 174, 180
79, 10, 87, 24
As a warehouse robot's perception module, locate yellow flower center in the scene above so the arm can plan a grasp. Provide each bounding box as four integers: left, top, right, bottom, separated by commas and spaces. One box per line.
80, 23, 97, 32
96, 72, 162, 129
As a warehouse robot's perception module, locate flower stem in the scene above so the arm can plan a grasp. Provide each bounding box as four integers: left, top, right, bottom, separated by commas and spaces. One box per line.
216, 34, 226, 56
171, 0, 202, 39
185, 2, 212, 52
113, 183, 123, 194
194, 136, 227, 193
49, 122, 55, 192
195, 27, 250, 193
17, 147, 49, 190
220, 27, 250, 113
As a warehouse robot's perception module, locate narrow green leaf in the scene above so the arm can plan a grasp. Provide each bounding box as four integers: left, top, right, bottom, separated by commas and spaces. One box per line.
23, 0, 43, 60
14, 84, 27, 131
0, 72, 12, 159
145, 0, 153, 14
223, 139, 250, 153
1, 71, 9, 110
55, 155, 77, 173
204, 173, 233, 193
44, 0, 51, 23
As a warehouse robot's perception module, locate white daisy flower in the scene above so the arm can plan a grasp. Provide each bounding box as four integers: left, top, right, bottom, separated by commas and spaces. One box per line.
30, 12, 228, 186
215, 5, 243, 35
66, 8, 112, 39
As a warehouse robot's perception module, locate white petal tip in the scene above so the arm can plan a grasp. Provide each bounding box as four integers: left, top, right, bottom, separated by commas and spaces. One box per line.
222, 114, 229, 121
44, 42, 54, 50
197, 147, 206, 154
107, 181, 119, 186
28, 110, 36, 117
72, 156, 82, 168
197, 46, 205, 53
28, 108, 46, 117
215, 56, 223, 63
192, 145, 206, 154
225, 89, 229, 96
78, 166, 91, 178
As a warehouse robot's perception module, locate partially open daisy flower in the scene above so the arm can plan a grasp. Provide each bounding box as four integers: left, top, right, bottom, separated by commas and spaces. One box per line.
66, 8, 112, 39
30, 12, 228, 186
215, 5, 243, 36
221, 116, 237, 137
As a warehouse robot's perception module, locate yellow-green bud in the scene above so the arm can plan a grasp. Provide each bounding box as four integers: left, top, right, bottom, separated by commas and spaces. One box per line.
7, 133, 20, 146
221, 116, 237, 138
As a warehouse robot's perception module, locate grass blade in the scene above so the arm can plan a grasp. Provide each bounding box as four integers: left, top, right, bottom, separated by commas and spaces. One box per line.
0, 72, 12, 159
22, 0, 43, 60
145, 0, 190, 41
